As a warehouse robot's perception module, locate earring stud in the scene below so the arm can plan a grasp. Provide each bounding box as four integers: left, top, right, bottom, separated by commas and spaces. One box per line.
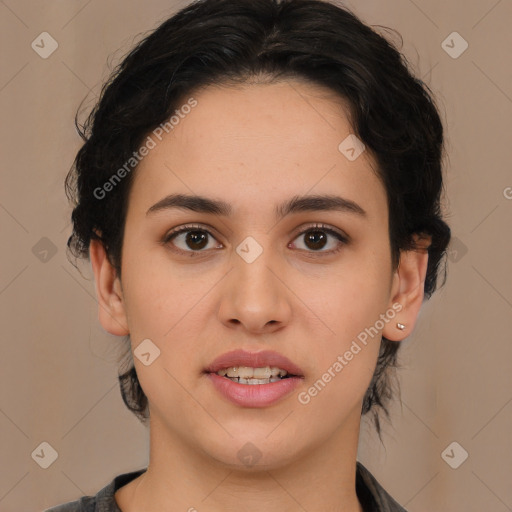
396, 322, 405, 330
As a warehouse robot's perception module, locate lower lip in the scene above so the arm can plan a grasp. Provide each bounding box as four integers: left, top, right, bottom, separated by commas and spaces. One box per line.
206, 373, 302, 407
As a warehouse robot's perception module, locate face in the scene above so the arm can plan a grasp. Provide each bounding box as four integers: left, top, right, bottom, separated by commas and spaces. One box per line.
97, 80, 411, 470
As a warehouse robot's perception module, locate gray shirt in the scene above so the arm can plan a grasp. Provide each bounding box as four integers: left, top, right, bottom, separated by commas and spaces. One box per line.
44, 461, 407, 512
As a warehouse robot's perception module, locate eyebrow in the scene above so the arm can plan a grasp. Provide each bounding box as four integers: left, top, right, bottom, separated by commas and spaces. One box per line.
146, 193, 367, 219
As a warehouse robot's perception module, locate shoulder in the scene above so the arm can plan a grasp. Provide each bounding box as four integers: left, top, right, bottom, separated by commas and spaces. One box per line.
356, 461, 408, 512
43, 496, 93, 512
43, 468, 147, 512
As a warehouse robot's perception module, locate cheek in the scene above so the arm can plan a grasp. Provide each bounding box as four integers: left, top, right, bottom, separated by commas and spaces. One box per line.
312, 252, 392, 339
119, 251, 219, 400
296, 352, 376, 431
302, 254, 391, 399
120, 259, 211, 416
120, 246, 203, 337
298, 276, 388, 413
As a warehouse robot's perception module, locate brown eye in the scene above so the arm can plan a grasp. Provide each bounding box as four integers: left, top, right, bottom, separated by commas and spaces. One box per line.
290, 224, 347, 254
303, 230, 328, 250
181, 230, 209, 250
163, 225, 222, 254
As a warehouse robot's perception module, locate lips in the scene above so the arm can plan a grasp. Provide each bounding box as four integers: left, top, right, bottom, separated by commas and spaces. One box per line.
204, 349, 304, 377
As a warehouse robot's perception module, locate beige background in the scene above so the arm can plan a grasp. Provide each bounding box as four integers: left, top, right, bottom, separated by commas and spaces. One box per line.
1, 0, 511, 510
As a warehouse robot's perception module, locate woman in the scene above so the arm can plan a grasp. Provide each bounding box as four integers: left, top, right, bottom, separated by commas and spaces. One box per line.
46, 0, 450, 510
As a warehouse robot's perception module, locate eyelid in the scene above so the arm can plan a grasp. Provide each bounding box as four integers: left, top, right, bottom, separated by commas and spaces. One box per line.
161, 223, 223, 250
163, 223, 222, 241
290, 222, 350, 243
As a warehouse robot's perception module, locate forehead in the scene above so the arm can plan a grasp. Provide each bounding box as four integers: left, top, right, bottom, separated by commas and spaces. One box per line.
128, 80, 386, 221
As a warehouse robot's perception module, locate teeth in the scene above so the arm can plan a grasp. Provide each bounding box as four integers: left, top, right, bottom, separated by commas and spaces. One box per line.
228, 376, 283, 385
216, 366, 288, 378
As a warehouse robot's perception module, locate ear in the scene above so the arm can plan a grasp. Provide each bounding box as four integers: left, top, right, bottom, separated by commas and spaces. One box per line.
383, 234, 431, 342
89, 237, 130, 336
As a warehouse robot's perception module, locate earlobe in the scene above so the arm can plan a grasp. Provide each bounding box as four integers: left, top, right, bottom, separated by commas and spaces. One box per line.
89, 237, 130, 336
383, 234, 431, 342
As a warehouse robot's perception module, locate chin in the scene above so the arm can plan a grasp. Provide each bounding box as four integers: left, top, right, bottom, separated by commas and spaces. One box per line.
201, 432, 303, 472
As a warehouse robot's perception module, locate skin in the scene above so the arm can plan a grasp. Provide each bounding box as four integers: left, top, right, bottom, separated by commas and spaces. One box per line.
89, 79, 430, 512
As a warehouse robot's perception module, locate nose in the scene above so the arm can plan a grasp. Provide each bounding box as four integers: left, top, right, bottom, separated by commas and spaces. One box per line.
217, 248, 292, 335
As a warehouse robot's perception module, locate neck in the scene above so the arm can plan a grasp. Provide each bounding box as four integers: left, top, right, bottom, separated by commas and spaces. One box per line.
120, 408, 364, 512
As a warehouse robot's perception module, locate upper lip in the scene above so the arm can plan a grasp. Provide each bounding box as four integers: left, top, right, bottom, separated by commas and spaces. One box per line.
204, 349, 304, 376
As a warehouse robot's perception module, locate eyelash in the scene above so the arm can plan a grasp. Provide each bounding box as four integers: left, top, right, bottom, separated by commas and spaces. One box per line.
162, 223, 349, 258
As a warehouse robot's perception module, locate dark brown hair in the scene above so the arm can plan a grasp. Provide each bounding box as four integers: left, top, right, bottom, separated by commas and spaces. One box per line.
66, 0, 451, 439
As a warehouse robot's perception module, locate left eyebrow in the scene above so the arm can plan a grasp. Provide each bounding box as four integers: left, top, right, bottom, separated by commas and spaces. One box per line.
146, 193, 367, 219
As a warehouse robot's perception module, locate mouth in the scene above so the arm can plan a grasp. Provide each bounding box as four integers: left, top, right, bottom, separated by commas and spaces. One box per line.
203, 349, 304, 406
214, 365, 298, 385
204, 349, 304, 383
